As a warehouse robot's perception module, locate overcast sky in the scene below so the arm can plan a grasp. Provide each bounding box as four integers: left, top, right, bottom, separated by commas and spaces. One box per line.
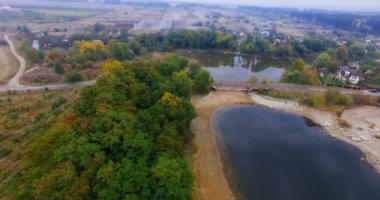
175, 0, 380, 11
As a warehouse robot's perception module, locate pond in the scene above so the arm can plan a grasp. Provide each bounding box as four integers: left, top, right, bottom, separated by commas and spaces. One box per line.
179, 51, 292, 82
214, 105, 380, 200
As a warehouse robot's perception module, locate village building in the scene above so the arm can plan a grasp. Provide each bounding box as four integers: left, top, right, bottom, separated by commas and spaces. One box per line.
335, 65, 363, 85
32, 40, 40, 50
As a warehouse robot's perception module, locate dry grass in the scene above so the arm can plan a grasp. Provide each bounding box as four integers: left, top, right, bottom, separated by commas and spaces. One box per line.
338, 118, 352, 128
0, 90, 79, 197
0, 40, 19, 85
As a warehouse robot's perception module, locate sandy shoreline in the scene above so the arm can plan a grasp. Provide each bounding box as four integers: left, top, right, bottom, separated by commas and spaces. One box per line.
191, 91, 380, 200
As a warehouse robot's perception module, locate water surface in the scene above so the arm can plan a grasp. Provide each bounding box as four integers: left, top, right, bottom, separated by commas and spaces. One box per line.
179, 51, 291, 82
214, 105, 380, 200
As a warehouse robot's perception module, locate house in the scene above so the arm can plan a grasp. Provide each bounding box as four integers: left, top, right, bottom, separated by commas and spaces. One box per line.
336, 65, 363, 84
261, 31, 270, 37
32, 40, 40, 50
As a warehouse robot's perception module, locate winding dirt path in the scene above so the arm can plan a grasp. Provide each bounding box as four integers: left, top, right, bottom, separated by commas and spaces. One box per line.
0, 34, 95, 92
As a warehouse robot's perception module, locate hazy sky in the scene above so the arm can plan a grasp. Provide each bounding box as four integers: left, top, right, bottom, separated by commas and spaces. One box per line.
175, 0, 380, 11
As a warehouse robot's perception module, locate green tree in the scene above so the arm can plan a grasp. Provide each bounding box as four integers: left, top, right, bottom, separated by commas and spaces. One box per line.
349, 42, 366, 61
292, 58, 305, 71
151, 154, 194, 200
194, 70, 213, 94
314, 52, 332, 68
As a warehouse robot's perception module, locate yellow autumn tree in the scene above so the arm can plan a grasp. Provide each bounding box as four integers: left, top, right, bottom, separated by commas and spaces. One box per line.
101, 60, 125, 75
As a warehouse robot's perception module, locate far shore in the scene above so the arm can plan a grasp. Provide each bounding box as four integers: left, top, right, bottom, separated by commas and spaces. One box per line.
191, 91, 380, 200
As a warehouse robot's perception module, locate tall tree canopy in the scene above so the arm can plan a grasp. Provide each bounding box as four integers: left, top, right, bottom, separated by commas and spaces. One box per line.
18, 56, 197, 200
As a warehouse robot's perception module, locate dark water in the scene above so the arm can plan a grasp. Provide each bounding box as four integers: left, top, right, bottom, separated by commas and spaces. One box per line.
214, 105, 380, 200
179, 51, 291, 82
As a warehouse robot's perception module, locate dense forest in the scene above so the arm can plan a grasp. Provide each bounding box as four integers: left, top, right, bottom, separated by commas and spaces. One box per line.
9, 55, 212, 199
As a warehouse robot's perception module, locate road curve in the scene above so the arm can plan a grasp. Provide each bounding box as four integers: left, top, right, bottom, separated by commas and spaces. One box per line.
5, 34, 25, 87
0, 34, 95, 93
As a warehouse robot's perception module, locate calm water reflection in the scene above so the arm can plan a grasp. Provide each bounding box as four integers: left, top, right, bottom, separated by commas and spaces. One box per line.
214, 105, 380, 200
180, 51, 292, 82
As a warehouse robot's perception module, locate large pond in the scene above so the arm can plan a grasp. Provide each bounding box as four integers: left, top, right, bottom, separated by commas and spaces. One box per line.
179, 51, 292, 82
214, 105, 380, 200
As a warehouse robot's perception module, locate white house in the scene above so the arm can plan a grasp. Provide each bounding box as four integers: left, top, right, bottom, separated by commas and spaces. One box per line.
32, 40, 40, 50
337, 65, 363, 85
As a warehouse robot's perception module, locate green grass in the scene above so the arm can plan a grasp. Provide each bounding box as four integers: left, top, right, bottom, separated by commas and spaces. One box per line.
321, 76, 344, 86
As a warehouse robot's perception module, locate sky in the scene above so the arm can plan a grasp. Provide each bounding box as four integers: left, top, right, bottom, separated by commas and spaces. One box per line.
174, 0, 380, 12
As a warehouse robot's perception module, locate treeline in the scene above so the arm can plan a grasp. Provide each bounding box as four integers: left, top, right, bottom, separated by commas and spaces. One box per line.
130, 30, 238, 51
241, 34, 336, 57
15, 55, 212, 199
291, 11, 380, 35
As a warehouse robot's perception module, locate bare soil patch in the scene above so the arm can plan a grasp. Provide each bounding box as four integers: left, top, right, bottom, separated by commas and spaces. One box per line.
191, 91, 252, 200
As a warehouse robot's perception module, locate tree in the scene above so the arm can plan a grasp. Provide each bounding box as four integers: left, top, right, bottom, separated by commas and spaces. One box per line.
337, 46, 347, 60
314, 52, 332, 68
349, 42, 365, 61
101, 60, 125, 75
194, 70, 213, 94
292, 58, 305, 71
151, 154, 194, 200
108, 41, 135, 61
248, 75, 258, 83
54, 63, 64, 74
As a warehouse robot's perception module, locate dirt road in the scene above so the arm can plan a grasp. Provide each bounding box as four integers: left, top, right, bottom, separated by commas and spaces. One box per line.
4, 34, 25, 87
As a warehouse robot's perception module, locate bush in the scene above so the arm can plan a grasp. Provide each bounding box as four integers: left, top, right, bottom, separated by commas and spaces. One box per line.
0, 147, 11, 158
54, 63, 64, 74
194, 70, 213, 94
309, 93, 326, 108
352, 93, 372, 105
51, 97, 67, 111
64, 71, 82, 83
248, 75, 258, 83
325, 88, 353, 107
338, 118, 351, 128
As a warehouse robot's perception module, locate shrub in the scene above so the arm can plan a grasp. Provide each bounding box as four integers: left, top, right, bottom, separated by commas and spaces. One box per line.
54, 63, 64, 74
51, 97, 67, 111
309, 93, 326, 108
64, 71, 82, 83
352, 92, 372, 105
0, 147, 11, 158
338, 118, 351, 128
194, 70, 213, 94
248, 75, 258, 83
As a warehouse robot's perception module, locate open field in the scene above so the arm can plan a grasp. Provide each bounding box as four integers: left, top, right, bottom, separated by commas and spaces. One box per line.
30, 9, 100, 18
0, 43, 18, 85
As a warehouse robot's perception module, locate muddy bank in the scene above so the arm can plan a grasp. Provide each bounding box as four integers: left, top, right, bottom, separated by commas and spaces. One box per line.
191, 92, 252, 200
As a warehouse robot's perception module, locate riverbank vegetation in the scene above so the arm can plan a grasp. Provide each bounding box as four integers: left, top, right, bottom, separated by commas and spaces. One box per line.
282, 58, 322, 85
259, 88, 379, 114
0, 55, 211, 199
